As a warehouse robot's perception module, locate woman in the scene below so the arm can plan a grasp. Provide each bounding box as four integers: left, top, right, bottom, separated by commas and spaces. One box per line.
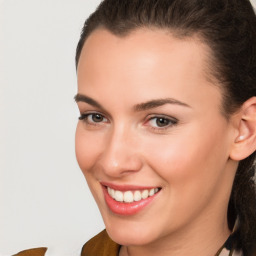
74, 0, 256, 255
14, 0, 256, 255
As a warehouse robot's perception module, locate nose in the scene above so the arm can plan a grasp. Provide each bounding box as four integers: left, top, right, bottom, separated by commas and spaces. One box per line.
98, 126, 143, 178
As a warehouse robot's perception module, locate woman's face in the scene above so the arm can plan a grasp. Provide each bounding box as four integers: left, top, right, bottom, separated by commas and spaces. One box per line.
75, 28, 237, 246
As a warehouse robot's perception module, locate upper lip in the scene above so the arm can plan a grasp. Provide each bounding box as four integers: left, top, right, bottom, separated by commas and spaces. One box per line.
100, 181, 160, 191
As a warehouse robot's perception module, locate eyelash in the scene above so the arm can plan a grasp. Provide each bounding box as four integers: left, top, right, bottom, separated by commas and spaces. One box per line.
79, 112, 108, 126
78, 112, 178, 130
145, 115, 178, 130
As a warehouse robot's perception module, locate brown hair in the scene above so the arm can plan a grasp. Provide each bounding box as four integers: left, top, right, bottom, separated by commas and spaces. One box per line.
76, 0, 256, 254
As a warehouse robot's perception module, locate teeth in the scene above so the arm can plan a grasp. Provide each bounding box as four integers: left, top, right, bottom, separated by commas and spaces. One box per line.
134, 191, 142, 201
141, 190, 149, 199
114, 190, 123, 202
107, 187, 115, 198
149, 188, 155, 196
107, 187, 160, 203
123, 191, 133, 203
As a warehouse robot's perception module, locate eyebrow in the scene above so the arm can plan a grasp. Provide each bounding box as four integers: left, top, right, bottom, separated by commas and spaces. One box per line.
74, 94, 103, 109
133, 98, 191, 111
74, 93, 191, 111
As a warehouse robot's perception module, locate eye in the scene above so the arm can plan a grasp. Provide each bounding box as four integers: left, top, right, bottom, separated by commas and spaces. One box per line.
146, 116, 178, 129
79, 113, 108, 125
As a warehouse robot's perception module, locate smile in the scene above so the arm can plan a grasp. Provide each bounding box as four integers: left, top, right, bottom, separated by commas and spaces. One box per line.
102, 183, 161, 215
107, 187, 159, 203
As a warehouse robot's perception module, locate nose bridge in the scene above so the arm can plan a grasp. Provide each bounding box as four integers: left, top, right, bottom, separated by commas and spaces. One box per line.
100, 123, 142, 176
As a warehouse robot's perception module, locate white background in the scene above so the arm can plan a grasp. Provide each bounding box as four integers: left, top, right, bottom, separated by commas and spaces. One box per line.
1, 0, 256, 255
0, 1, 103, 255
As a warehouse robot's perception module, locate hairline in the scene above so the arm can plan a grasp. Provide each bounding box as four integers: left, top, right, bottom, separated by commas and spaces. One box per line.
76, 25, 233, 119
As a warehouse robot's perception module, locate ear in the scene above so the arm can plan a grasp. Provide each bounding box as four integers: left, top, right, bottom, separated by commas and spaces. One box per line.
230, 97, 256, 161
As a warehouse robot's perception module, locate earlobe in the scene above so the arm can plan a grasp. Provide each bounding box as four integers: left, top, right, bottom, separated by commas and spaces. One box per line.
230, 97, 256, 161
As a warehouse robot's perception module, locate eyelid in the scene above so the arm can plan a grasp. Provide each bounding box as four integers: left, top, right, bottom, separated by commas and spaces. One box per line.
79, 111, 109, 125
146, 114, 178, 122
79, 110, 107, 118
144, 114, 178, 129
78, 111, 178, 131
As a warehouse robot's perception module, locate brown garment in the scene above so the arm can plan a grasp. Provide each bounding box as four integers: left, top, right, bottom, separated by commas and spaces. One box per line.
13, 247, 47, 256
81, 230, 244, 256
14, 229, 256, 256
81, 229, 120, 256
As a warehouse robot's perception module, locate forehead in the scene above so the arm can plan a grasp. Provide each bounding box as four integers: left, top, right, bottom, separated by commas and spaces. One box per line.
77, 28, 222, 113
77, 28, 211, 79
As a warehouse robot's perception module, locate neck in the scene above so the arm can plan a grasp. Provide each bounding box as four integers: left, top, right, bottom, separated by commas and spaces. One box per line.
119, 215, 231, 256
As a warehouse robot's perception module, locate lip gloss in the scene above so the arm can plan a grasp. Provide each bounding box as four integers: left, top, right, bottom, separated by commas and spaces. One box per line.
102, 185, 159, 216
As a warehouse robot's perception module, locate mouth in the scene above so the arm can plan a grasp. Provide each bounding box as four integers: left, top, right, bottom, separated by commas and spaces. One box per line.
107, 186, 160, 203
101, 183, 161, 216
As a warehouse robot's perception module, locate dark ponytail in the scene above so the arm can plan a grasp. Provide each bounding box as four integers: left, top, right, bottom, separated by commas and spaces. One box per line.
76, 0, 256, 254
229, 153, 256, 255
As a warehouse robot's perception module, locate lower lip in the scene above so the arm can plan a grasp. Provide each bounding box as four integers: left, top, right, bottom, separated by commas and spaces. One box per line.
103, 186, 159, 216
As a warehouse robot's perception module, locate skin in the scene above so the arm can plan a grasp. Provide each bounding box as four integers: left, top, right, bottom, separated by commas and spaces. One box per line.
75, 28, 240, 256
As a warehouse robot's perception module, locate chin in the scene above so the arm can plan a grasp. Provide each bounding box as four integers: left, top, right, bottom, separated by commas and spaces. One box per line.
105, 219, 160, 246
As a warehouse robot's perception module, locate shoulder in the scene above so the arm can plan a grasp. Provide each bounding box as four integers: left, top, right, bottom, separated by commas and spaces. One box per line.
81, 229, 120, 256
12, 248, 47, 256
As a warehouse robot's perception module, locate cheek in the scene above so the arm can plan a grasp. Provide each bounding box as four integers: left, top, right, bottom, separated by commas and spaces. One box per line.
140, 125, 230, 227
75, 123, 103, 175
75, 124, 106, 206
144, 123, 229, 199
